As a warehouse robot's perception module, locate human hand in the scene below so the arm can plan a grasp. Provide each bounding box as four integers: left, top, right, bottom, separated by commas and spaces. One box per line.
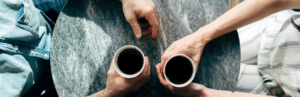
155, 64, 208, 97
102, 57, 151, 97
121, 0, 159, 39
159, 32, 209, 74
157, 63, 273, 97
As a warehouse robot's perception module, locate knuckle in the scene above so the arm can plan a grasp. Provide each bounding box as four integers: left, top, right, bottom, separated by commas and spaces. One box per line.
148, 7, 154, 12
168, 86, 173, 90
162, 54, 168, 60
107, 71, 113, 76
152, 5, 156, 9
172, 41, 178, 45
146, 7, 155, 13
126, 17, 135, 23
182, 44, 189, 48
132, 26, 140, 31
149, 3, 156, 8
182, 46, 189, 50
152, 21, 159, 26
195, 58, 200, 63
141, 74, 147, 79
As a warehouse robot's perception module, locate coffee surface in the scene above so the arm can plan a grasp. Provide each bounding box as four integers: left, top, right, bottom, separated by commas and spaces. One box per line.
165, 56, 193, 84
117, 49, 144, 74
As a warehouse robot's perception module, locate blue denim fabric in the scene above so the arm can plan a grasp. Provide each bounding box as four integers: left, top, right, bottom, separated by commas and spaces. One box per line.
0, 0, 54, 96
0, 0, 53, 60
33, 0, 68, 22
223, 0, 228, 7
0, 50, 52, 97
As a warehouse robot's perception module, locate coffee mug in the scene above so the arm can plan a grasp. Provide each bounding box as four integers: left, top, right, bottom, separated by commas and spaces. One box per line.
114, 45, 145, 78
163, 54, 196, 87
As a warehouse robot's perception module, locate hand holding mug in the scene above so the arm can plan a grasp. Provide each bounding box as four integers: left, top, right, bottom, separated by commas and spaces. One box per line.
105, 57, 151, 96
160, 33, 208, 74
89, 57, 151, 97
156, 63, 208, 97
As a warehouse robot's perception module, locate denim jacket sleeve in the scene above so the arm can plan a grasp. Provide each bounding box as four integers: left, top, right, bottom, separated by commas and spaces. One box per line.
0, 0, 54, 60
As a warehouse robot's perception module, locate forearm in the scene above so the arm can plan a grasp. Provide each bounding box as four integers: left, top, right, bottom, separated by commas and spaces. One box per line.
204, 88, 274, 97
88, 87, 130, 97
88, 90, 107, 97
195, 0, 300, 44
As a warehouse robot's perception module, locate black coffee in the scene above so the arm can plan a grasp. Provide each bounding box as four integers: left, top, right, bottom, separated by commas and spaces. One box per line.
117, 49, 144, 74
165, 56, 193, 84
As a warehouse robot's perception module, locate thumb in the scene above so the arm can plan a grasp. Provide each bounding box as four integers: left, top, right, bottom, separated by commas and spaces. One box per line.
128, 18, 142, 39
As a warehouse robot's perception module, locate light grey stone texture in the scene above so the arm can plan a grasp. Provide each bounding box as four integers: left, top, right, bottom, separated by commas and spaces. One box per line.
50, 0, 240, 96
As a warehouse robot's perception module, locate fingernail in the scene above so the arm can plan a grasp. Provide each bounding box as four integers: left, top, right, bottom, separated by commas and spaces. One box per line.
152, 36, 157, 40
136, 33, 141, 39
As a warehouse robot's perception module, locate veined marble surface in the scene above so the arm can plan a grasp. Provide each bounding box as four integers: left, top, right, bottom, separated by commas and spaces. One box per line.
50, 0, 240, 96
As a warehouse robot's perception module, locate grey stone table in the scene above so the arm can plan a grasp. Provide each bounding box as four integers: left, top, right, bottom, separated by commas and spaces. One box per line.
50, 0, 240, 97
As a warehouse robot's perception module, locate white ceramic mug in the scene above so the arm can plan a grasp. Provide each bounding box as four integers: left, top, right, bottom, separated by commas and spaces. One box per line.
163, 54, 196, 87
113, 45, 145, 78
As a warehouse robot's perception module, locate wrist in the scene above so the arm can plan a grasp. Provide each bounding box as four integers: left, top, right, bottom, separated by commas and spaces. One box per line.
120, 0, 130, 4
102, 88, 124, 97
193, 25, 218, 46
101, 88, 113, 97
88, 88, 113, 97
120, 0, 125, 3
202, 88, 233, 97
104, 87, 130, 97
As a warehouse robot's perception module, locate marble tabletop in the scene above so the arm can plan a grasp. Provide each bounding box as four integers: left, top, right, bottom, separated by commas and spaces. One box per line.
50, 0, 240, 97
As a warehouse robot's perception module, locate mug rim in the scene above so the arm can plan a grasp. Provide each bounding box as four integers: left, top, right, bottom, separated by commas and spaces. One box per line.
163, 54, 196, 87
113, 45, 145, 78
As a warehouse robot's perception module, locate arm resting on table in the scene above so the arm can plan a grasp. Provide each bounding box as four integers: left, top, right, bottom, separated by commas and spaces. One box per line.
194, 0, 300, 44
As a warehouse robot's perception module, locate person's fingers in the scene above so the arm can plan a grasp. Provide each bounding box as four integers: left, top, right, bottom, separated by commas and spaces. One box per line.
154, 10, 158, 21
138, 18, 150, 27
141, 60, 151, 86
145, 13, 158, 39
153, 10, 159, 39
145, 56, 151, 77
192, 54, 200, 67
160, 54, 168, 71
151, 24, 158, 39
107, 59, 116, 77
160, 44, 175, 69
142, 27, 152, 35
126, 12, 142, 39
192, 48, 203, 73
143, 73, 151, 85
155, 64, 169, 87
152, 10, 159, 39
135, 57, 151, 87
160, 40, 180, 67
137, 56, 150, 80
138, 18, 151, 35
146, 74, 151, 82
145, 57, 151, 84
143, 56, 151, 79
160, 45, 175, 69
108, 59, 114, 71
139, 72, 151, 88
